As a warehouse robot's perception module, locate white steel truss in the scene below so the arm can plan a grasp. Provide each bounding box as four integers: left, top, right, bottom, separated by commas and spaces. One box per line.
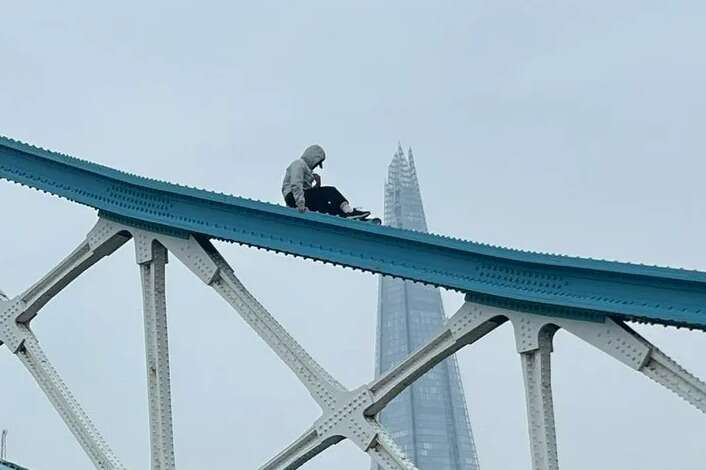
1, 217, 705, 470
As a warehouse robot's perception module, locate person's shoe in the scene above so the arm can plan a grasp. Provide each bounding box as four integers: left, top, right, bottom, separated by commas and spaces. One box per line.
344, 208, 371, 219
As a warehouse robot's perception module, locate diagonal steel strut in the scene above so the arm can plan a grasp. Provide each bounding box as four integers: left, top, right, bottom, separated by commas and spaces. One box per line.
17, 329, 127, 470
259, 404, 419, 470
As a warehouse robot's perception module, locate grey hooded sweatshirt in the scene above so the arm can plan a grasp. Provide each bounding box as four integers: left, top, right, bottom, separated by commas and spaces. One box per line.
281, 145, 326, 210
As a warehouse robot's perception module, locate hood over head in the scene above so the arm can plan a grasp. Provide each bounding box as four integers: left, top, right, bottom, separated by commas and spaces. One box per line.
301, 145, 326, 169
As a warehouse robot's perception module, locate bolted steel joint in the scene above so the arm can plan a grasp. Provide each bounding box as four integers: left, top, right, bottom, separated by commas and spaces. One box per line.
0, 297, 32, 352
315, 386, 378, 451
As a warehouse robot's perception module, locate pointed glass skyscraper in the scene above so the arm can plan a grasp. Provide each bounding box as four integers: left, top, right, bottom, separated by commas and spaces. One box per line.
373, 145, 480, 470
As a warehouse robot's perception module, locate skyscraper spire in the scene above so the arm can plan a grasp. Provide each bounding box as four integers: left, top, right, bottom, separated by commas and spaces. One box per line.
405, 146, 423, 206
385, 144, 428, 232
407, 147, 416, 176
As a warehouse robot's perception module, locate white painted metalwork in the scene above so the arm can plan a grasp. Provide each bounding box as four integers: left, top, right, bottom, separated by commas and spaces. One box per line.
1, 429, 7, 460
17, 329, 126, 470
2, 217, 705, 470
518, 325, 559, 470
137, 237, 176, 470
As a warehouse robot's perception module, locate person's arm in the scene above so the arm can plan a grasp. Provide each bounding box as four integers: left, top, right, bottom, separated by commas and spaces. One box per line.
290, 161, 308, 212
312, 173, 321, 188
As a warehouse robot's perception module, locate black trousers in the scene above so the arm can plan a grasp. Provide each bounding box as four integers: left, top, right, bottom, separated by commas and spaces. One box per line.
285, 186, 348, 216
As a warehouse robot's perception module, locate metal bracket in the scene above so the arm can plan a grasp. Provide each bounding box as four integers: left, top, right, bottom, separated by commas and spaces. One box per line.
261, 410, 417, 470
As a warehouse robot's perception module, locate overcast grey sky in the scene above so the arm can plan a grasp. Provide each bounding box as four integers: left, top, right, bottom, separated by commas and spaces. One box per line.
1, 1, 705, 469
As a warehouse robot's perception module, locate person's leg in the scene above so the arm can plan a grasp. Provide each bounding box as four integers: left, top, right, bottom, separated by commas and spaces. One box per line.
303, 186, 348, 216
318, 186, 371, 218
304, 186, 371, 219
284, 188, 345, 214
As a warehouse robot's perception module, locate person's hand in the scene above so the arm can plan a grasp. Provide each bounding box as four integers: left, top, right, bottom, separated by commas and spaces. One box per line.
298, 205, 308, 213
313, 173, 322, 187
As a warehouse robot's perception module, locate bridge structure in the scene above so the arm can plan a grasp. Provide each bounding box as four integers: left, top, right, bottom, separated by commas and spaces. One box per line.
0, 135, 705, 470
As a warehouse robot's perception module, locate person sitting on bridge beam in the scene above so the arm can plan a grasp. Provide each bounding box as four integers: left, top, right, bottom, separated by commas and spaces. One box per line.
282, 144, 373, 220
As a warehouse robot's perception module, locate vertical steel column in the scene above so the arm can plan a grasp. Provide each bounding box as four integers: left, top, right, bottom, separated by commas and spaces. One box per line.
520, 327, 559, 470
138, 240, 176, 470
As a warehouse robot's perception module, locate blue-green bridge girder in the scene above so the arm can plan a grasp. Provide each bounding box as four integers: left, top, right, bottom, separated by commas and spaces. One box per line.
1, 135, 705, 330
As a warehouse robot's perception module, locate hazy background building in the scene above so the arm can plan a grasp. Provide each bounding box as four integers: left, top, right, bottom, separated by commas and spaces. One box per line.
373, 145, 480, 470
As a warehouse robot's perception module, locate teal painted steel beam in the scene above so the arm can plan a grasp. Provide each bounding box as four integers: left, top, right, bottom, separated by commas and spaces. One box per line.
2, 136, 706, 330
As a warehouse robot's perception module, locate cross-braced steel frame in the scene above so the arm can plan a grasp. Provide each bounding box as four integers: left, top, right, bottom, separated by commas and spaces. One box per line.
1, 217, 705, 470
